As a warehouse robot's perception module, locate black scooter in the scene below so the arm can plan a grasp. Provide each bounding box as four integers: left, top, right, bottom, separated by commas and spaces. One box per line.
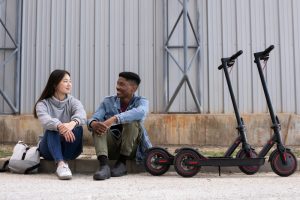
144, 51, 264, 177
172, 50, 264, 177
253, 45, 297, 177
172, 47, 297, 177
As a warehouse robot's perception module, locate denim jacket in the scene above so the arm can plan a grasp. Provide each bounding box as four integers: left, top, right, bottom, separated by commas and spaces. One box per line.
87, 95, 152, 163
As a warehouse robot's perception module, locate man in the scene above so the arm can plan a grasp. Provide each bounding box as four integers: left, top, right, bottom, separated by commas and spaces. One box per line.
88, 71, 152, 180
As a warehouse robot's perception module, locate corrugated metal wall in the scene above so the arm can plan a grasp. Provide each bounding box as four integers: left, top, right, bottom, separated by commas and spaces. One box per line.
0, 0, 18, 113
21, 0, 164, 114
18, 0, 300, 114
201, 0, 300, 115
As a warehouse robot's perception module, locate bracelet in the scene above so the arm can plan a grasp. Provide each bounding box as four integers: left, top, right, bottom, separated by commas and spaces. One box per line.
73, 119, 79, 126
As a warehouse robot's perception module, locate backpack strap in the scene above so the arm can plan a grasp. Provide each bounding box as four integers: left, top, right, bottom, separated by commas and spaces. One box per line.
24, 147, 41, 174
0, 160, 9, 172
24, 163, 40, 174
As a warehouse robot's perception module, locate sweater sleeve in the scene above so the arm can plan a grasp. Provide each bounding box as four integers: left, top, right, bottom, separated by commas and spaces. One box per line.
70, 98, 87, 126
36, 101, 61, 131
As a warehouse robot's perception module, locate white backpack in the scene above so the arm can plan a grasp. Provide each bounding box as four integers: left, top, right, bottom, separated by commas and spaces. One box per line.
1, 141, 40, 174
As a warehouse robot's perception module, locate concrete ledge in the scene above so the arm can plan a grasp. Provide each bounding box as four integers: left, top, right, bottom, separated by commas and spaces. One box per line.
1, 113, 300, 147
37, 159, 145, 174
1, 158, 299, 175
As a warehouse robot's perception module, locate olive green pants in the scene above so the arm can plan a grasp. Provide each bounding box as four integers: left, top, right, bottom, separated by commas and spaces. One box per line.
93, 122, 141, 160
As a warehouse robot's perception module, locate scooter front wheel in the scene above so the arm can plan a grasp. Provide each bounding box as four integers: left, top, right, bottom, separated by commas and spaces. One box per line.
236, 149, 260, 175
144, 148, 171, 176
174, 149, 201, 177
270, 149, 297, 177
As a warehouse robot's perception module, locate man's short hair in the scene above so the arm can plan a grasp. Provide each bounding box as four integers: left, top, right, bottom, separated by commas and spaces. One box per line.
119, 71, 141, 86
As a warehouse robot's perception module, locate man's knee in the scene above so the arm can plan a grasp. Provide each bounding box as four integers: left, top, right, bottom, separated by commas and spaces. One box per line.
92, 133, 108, 148
92, 133, 109, 156
122, 122, 140, 137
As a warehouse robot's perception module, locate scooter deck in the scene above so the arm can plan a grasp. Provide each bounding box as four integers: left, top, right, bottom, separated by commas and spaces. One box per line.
188, 157, 265, 167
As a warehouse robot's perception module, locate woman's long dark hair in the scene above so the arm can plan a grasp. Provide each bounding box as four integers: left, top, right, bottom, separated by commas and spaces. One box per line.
33, 69, 70, 118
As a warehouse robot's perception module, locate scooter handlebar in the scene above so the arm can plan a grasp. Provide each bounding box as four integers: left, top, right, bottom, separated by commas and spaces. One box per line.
254, 45, 275, 58
262, 45, 274, 56
218, 50, 243, 70
230, 50, 243, 61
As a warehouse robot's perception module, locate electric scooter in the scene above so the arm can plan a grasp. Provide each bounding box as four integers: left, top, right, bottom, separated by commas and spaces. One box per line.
253, 45, 297, 177
144, 50, 264, 177
172, 47, 298, 178
172, 50, 264, 177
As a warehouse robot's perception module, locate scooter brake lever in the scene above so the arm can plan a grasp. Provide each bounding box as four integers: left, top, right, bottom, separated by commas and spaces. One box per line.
227, 60, 235, 67
260, 54, 269, 61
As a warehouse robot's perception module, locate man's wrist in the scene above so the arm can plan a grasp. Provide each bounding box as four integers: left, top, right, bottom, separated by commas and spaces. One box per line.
114, 116, 119, 124
90, 120, 96, 129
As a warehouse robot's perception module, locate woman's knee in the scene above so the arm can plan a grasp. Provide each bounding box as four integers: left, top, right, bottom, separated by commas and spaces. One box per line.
73, 126, 83, 138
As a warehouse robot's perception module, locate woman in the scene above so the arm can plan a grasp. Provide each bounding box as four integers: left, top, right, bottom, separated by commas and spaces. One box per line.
33, 69, 86, 180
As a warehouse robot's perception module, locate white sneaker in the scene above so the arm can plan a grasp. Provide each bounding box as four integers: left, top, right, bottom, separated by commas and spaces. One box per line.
56, 163, 72, 180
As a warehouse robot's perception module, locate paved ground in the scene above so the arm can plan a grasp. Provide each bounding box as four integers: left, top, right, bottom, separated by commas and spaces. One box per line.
0, 172, 299, 200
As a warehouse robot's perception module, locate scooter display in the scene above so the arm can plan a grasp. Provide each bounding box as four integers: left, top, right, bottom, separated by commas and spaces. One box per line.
253, 45, 297, 177
172, 50, 264, 177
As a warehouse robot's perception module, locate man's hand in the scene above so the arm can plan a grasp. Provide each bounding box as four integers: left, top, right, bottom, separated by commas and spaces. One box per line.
103, 116, 117, 128
91, 116, 117, 136
90, 121, 108, 136
58, 123, 76, 143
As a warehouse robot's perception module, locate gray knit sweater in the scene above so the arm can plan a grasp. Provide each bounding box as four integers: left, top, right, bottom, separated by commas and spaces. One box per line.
36, 95, 87, 131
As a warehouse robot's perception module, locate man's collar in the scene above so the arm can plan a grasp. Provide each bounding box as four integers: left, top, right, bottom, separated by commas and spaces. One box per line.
113, 95, 136, 110
114, 96, 121, 110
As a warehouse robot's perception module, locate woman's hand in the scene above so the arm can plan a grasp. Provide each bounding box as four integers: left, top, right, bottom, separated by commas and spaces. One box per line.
63, 121, 77, 131
58, 123, 76, 142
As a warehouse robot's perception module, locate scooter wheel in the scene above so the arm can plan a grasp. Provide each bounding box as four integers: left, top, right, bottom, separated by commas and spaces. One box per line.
174, 149, 201, 177
236, 149, 260, 175
270, 149, 297, 177
144, 148, 171, 176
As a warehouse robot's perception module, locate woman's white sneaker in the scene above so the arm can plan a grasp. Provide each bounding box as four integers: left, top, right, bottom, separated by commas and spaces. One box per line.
56, 163, 72, 180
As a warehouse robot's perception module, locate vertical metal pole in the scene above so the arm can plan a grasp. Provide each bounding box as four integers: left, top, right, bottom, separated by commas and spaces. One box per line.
108, 0, 111, 94
164, 0, 169, 108
196, 0, 202, 109
183, 0, 188, 73
15, 0, 22, 113
183, 0, 188, 110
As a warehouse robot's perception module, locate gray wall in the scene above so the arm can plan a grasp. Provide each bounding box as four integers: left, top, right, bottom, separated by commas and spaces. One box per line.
8, 0, 300, 114
21, 0, 165, 114
200, 0, 300, 115
0, 0, 18, 114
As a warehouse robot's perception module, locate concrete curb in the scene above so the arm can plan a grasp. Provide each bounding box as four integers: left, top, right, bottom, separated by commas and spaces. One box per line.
1, 158, 299, 175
